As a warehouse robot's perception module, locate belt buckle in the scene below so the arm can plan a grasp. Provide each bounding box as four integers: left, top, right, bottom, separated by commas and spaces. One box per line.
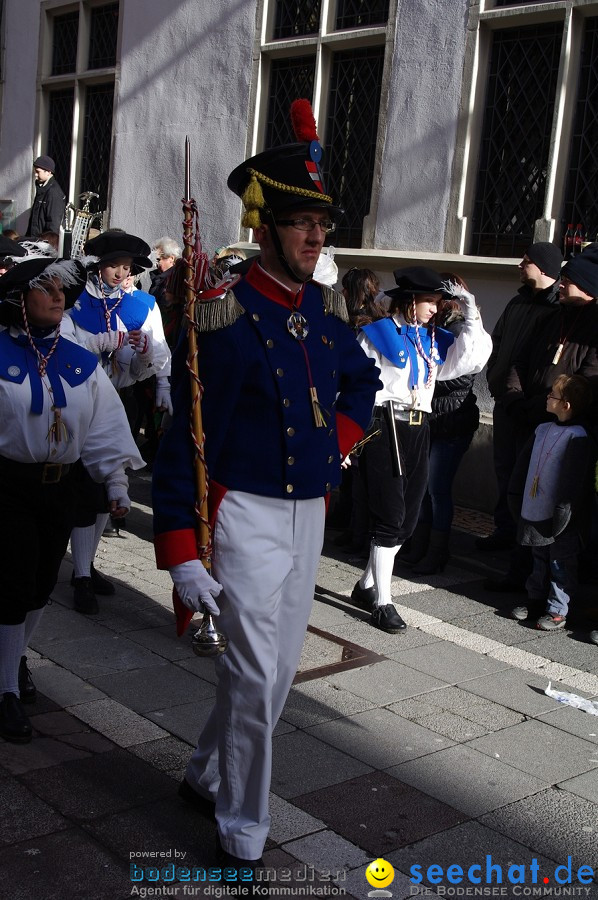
409, 410, 423, 426
42, 463, 62, 484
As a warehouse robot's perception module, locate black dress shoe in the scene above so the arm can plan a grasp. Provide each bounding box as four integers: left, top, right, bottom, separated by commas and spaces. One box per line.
483, 576, 526, 594
475, 532, 515, 552
178, 778, 216, 821
73, 577, 99, 615
216, 845, 264, 895
350, 581, 376, 611
0, 692, 32, 743
71, 566, 116, 596
371, 604, 407, 633
18, 656, 36, 704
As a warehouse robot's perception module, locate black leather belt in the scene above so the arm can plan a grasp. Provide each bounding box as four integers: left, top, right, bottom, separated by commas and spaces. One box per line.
0, 456, 72, 484
374, 406, 428, 426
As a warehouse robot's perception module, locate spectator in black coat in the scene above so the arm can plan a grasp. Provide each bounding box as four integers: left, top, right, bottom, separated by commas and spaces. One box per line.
26, 156, 66, 238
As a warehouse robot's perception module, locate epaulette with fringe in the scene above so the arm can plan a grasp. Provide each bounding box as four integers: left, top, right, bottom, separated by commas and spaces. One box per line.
321, 285, 349, 324
193, 290, 245, 332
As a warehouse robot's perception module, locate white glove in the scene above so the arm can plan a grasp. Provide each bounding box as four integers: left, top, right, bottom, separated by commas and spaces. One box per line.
169, 560, 223, 616
105, 471, 130, 513
86, 330, 125, 354
441, 280, 478, 320
127, 329, 153, 361
155, 377, 173, 415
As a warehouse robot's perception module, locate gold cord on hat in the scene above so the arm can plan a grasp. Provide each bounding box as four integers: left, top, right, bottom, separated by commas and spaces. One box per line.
241, 167, 333, 229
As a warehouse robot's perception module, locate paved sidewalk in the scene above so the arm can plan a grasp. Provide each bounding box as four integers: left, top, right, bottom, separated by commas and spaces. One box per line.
1, 473, 597, 900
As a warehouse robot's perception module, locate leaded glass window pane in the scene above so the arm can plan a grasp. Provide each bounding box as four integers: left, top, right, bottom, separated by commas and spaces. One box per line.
324, 46, 385, 248
51, 10, 79, 76
47, 88, 74, 195
470, 22, 562, 257
80, 83, 114, 208
336, 0, 388, 30
273, 0, 320, 39
88, 2, 119, 69
265, 57, 315, 147
562, 18, 598, 243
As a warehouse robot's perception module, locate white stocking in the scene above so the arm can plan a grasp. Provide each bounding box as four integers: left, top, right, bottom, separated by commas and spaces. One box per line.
371, 543, 401, 608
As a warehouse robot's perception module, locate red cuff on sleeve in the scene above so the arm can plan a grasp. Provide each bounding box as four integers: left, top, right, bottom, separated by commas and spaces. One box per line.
336, 412, 364, 460
154, 529, 199, 569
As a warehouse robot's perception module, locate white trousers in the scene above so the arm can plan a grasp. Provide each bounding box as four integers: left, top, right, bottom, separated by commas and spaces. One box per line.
185, 490, 325, 859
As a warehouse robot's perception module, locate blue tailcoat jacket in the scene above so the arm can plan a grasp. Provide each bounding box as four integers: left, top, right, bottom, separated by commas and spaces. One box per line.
152, 263, 381, 567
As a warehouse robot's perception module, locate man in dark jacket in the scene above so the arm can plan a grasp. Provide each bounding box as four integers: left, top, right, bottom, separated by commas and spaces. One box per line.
26, 156, 66, 238
478, 242, 563, 555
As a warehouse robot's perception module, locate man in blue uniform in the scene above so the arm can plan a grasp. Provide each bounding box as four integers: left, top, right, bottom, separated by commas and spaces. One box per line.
152, 103, 381, 875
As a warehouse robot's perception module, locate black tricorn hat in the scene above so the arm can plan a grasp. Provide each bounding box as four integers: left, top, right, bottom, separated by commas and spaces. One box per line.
0, 235, 27, 259
385, 266, 453, 302
0, 256, 87, 325
84, 231, 153, 274
227, 100, 343, 229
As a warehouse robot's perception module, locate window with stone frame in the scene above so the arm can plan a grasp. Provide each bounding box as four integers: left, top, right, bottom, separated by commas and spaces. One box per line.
561, 16, 598, 245
41, 2, 119, 214
254, 0, 391, 248
470, 22, 562, 257
464, 2, 598, 258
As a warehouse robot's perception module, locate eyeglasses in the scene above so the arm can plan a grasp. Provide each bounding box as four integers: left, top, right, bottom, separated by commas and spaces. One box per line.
276, 218, 336, 234
547, 394, 564, 402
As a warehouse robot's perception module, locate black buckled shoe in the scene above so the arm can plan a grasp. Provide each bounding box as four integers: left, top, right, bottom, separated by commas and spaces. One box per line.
350, 581, 376, 611
73, 577, 99, 615
0, 692, 33, 743
178, 778, 216, 821
18, 656, 36, 704
72, 566, 115, 596
371, 603, 407, 633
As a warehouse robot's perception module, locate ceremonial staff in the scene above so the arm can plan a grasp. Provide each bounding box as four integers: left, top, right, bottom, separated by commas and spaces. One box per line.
182, 137, 228, 657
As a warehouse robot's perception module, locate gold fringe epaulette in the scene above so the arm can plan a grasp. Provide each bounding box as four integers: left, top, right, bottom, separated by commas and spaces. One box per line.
193, 290, 245, 332
321, 285, 350, 324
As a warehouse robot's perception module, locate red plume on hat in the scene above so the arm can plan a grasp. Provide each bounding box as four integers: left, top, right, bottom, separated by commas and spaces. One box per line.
290, 99, 320, 142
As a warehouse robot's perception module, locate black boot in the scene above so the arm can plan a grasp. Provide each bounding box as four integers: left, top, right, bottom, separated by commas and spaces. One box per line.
412, 530, 450, 575
0, 692, 32, 743
396, 522, 431, 566
73, 577, 99, 615
18, 656, 37, 704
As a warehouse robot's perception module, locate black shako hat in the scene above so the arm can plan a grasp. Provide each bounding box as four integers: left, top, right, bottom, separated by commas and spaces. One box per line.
561, 249, 598, 298
0, 235, 27, 259
84, 231, 153, 274
385, 266, 453, 303
227, 100, 343, 228
33, 155, 55, 173
0, 256, 88, 325
525, 242, 563, 280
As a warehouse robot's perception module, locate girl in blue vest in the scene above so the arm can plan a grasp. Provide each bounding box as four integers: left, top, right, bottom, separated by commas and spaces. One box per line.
62, 231, 171, 611
0, 253, 144, 743
351, 267, 492, 633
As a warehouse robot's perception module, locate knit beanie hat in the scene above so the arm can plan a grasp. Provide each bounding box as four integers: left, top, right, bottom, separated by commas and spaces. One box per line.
561, 250, 598, 298
33, 155, 56, 173
525, 242, 563, 279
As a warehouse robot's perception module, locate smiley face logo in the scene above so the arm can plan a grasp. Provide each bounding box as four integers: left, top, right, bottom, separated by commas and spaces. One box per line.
365, 858, 395, 889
